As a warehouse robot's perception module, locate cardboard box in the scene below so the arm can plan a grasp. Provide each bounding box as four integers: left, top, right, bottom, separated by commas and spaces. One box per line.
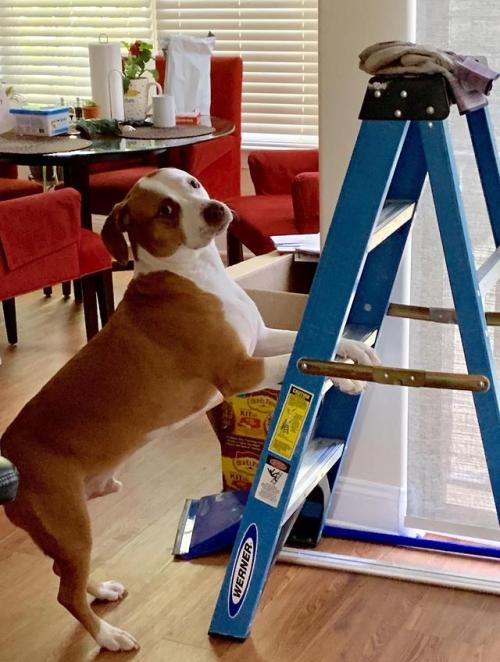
209, 253, 314, 491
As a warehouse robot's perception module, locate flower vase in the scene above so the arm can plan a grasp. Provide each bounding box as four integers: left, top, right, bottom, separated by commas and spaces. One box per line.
123, 77, 161, 122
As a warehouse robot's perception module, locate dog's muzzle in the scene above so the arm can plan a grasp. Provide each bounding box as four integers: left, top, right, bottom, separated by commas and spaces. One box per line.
203, 201, 228, 227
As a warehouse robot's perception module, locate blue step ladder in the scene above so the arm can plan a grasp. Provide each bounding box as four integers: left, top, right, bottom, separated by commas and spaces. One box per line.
209, 75, 500, 639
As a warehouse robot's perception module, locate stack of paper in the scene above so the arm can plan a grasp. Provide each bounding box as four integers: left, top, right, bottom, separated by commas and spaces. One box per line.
271, 233, 320, 256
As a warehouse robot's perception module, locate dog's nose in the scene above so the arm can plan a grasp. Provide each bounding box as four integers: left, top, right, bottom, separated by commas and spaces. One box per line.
203, 201, 226, 226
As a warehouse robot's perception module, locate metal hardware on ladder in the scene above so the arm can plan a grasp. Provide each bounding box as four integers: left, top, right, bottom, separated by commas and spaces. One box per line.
387, 303, 500, 326
298, 358, 490, 392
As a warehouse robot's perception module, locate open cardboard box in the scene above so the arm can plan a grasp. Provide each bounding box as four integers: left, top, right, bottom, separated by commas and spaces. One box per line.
207, 252, 316, 491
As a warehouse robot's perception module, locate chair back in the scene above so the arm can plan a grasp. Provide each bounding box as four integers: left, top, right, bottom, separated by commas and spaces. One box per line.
0, 163, 18, 179
155, 54, 242, 138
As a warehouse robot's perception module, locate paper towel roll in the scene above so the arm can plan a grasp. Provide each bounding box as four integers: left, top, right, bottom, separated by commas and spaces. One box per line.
88, 41, 124, 120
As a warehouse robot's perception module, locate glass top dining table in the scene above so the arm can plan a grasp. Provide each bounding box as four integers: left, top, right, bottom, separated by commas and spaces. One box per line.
0, 116, 234, 229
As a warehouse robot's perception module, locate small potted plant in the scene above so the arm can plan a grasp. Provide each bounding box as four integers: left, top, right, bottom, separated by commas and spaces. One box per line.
82, 99, 100, 119
122, 40, 160, 121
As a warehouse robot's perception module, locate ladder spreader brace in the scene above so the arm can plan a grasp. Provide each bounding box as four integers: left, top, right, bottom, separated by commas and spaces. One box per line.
298, 358, 490, 392
206, 74, 500, 639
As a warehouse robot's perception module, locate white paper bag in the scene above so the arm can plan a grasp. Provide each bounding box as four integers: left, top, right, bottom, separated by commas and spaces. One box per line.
0, 84, 15, 134
162, 34, 216, 115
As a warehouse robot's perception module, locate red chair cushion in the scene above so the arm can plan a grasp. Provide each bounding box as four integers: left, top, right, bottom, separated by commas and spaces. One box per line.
79, 229, 112, 276
0, 178, 43, 202
89, 166, 155, 215
227, 194, 297, 255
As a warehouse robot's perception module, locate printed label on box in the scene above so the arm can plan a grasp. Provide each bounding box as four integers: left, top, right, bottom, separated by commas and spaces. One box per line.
207, 390, 279, 492
255, 456, 290, 507
269, 385, 313, 460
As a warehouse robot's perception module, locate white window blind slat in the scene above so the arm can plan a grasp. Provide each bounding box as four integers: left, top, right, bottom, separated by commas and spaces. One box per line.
0, 1, 152, 105
156, 0, 318, 147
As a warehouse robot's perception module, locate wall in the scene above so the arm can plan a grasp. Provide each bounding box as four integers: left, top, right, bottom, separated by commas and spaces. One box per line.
319, 0, 416, 533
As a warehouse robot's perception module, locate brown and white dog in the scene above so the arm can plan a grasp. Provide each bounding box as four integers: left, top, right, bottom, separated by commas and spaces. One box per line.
1, 168, 379, 652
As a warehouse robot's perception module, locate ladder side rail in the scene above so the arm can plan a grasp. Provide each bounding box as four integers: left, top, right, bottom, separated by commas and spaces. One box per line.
349, 123, 427, 329
209, 120, 409, 639
466, 107, 500, 246
419, 119, 500, 521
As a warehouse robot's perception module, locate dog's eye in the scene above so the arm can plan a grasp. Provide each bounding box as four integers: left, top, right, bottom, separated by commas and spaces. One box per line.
189, 179, 200, 189
161, 204, 173, 216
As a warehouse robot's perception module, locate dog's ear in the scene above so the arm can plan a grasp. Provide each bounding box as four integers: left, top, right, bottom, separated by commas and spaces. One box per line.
101, 200, 130, 266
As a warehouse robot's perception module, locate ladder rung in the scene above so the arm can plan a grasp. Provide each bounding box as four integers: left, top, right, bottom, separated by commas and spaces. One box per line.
284, 437, 344, 523
368, 200, 415, 252
387, 303, 500, 326
477, 246, 500, 296
298, 359, 490, 392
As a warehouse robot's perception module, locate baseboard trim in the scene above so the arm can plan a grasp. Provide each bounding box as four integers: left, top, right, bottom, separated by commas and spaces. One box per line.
327, 476, 408, 535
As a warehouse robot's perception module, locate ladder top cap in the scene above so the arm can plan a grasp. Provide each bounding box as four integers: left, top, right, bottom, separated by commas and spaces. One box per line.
360, 74, 451, 121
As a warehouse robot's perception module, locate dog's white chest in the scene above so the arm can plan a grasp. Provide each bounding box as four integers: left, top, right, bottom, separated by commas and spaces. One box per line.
135, 244, 263, 354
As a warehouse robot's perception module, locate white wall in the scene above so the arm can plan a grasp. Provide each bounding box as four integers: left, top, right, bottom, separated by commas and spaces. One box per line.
320, 0, 416, 533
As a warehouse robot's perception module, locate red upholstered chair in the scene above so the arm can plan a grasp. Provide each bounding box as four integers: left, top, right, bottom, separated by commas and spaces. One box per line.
0, 163, 43, 201
88, 55, 243, 215
0, 188, 113, 345
226, 149, 319, 264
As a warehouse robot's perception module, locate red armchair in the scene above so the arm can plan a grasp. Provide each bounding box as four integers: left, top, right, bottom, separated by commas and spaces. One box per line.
88, 55, 243, 215
0, 163, 43, 201
226, 149, 319, 264
0, 189, 113, 344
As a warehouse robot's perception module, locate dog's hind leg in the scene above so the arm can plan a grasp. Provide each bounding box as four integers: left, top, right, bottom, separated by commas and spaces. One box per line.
6, 489, 138, 652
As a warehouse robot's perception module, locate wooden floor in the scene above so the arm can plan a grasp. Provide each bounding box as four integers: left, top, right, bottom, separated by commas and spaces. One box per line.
2, 273, 500, 661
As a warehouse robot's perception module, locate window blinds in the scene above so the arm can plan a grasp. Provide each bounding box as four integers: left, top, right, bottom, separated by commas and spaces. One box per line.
0, 0, 152, 105
156, 0, 318, 146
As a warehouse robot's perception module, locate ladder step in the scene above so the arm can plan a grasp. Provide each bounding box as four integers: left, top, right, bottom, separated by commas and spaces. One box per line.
369, 200, 415, 252
284, 437, 344, 522
477, 246, 500, 296
344, 323, 378, 344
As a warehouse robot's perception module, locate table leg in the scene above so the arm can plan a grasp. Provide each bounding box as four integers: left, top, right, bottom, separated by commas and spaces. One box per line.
81, 275, 99, 341
63, 161, 98, 339
62, 162, 92, 230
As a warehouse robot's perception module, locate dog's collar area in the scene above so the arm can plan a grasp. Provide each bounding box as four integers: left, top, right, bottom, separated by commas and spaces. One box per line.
134, 242, 223, 282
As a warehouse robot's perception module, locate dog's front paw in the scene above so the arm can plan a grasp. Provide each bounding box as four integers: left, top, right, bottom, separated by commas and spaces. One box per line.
332, 377, 366, 395
334, 339, 381, 394
93, 580, 128, 602
96, 620, 139, 651
336, 339, 381, 366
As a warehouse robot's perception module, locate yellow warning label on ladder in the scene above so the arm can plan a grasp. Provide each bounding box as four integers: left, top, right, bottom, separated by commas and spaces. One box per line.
269, 385, 313, 460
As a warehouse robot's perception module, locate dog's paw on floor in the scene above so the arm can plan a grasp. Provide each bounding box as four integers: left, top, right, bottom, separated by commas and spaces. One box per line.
92, 580, 128, 602
96, 620, 140, 652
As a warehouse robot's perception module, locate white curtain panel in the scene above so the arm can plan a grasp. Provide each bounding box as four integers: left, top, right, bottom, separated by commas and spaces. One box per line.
406, 0, 500, 540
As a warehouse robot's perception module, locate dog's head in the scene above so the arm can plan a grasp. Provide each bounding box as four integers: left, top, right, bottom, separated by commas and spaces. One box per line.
101, 168, 233, 265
